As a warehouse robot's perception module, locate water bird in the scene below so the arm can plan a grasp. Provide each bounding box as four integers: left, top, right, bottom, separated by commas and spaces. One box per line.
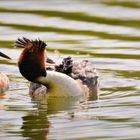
0, 52, 11, 93
15, 37, 98, 98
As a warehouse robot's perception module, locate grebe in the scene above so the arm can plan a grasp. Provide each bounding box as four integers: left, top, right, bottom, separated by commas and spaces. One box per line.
0, 52, 11, 93
15, 38, 98, 98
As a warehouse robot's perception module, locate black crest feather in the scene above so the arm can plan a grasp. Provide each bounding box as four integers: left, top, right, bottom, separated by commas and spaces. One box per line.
32, 39, 47, 49
15, 37, 47, 49
15, 37, 31, 48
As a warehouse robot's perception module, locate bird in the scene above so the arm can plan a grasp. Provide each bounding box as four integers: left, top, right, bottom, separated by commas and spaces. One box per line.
0, 52, 11, 93
15, 37, 98, 98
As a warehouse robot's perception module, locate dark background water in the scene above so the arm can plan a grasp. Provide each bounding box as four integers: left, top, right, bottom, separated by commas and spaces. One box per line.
0, 0, 140, 139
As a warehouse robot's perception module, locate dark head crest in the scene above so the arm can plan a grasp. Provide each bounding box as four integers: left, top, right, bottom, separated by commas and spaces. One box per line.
15, 37, 47, 49
32, 39, 47, 49
15, 37, 31, 48
17, 37, 47, 82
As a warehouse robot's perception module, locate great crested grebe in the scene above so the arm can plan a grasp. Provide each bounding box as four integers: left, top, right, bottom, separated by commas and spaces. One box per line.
15, 37, 98, 97
0, 52, 11, 93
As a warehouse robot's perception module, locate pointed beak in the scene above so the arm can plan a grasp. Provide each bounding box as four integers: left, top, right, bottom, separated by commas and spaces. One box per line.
0, 52, 11, 60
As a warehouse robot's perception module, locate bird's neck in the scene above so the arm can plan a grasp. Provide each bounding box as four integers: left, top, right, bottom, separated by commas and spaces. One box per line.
37, 71, 84, 97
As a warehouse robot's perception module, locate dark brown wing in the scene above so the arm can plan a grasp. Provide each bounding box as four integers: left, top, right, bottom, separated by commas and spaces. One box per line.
55, 57, 98, 87
72, 60, 98, 86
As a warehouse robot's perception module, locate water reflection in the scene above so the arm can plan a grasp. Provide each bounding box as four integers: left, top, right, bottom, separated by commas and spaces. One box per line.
21, 95, 80, 140
21, 106, 50, 140
1, 0, 140, 139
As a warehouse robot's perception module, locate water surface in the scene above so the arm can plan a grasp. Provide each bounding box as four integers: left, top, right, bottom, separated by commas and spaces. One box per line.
0, 0, 140, 139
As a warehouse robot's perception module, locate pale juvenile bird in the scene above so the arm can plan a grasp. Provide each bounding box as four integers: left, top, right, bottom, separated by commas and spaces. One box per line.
0, 52, 11, 93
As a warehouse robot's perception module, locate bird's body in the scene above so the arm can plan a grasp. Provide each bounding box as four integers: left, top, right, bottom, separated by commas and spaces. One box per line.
0, 73, 9, 93
0, 52, 11, 93
29, 59, 98, 98
16, 38, 98, 98
36, 71, 84, 96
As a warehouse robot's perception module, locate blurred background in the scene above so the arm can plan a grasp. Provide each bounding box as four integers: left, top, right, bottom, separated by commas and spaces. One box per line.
0, 0, 140, 139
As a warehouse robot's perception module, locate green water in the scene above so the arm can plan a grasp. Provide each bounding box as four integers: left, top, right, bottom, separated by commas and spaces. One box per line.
0, 0, 140, 139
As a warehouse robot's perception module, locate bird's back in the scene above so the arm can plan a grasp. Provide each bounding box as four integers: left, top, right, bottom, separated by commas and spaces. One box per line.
55, 58, 99, 97
72, 60, 98, 97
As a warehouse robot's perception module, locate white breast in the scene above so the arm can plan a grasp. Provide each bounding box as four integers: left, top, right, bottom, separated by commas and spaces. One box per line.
37, 71, 85, 97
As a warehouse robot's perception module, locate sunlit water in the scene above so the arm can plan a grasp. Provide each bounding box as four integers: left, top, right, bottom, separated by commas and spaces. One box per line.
0, 0, 140, 139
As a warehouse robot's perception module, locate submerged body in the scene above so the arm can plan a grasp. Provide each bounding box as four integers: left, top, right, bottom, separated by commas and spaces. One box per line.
0, 52, 11, 93
16, 38, 98, 98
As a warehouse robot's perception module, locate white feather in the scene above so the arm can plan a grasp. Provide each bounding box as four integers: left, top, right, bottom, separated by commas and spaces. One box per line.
37, 71, 84, 97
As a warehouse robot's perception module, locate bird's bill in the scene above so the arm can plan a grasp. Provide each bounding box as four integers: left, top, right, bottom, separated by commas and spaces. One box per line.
0, 52, 11, 59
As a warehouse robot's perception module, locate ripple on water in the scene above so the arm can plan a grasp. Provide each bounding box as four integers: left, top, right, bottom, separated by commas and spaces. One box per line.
0, 0, 140, 140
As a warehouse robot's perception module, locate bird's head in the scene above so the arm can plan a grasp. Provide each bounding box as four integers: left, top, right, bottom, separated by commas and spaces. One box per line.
15, 37, 47, 83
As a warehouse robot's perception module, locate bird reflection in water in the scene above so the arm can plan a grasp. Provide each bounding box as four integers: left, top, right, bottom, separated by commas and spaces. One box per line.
21, 95, 79, 140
